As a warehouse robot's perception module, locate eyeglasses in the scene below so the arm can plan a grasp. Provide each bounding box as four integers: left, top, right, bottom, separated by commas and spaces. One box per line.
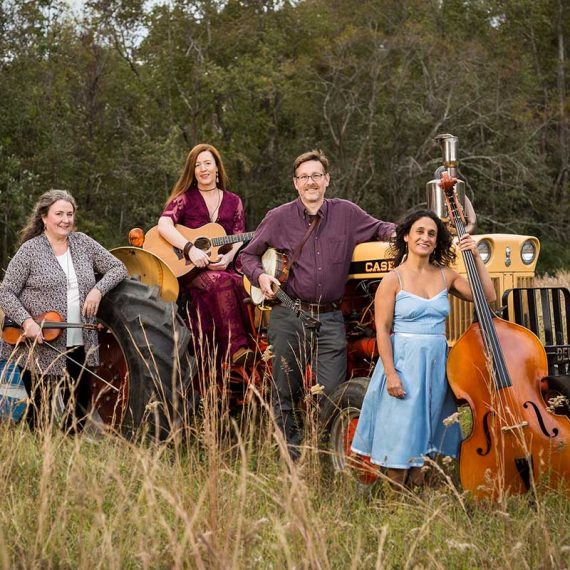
295, 173, 326, 184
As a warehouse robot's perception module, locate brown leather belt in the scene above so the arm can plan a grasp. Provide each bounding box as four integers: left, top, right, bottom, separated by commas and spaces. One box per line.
296, 300, 341, 314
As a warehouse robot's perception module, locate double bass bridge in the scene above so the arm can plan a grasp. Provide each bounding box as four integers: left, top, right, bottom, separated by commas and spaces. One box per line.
501, 421, 529, 433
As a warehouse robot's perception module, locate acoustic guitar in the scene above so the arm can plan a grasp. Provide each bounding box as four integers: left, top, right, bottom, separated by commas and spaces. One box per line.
143, 223, 255, 278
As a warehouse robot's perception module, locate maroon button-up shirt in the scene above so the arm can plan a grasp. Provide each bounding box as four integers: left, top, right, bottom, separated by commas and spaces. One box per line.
240, 198, 395, 304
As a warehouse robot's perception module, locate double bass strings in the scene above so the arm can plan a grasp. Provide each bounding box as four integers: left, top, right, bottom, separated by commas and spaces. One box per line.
448, 195, 511, 389
447, 187, 529, 448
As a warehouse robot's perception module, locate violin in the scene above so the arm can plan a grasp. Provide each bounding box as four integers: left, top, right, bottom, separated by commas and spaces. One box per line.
441, 172, 570, 499
1, 311, 99, 345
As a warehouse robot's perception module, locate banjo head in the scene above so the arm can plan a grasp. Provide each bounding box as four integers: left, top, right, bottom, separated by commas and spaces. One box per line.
249, 248, 283, 306
261, 248, 279, 273
250, 285, 265, 306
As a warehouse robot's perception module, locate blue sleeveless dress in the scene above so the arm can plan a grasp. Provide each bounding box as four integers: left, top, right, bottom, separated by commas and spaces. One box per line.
351, 278, 462, 468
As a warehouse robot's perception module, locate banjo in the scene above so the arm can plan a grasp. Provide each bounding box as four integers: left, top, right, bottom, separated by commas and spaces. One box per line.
246, 248, 321, 333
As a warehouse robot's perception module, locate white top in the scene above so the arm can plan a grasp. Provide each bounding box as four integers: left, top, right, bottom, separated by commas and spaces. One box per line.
56, 249, 83, 347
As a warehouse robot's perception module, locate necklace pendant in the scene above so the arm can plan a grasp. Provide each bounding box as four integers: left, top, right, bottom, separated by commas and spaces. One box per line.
207, 189, 222, 222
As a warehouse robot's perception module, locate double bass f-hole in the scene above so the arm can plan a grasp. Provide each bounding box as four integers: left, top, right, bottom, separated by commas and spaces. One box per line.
476, 411, 494, 457
523, 400, 559, 438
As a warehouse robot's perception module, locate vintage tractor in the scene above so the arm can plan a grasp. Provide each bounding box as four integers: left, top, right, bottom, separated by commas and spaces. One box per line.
105, 135, 568, 466
3, 133, 560, 453
105, 196, 570, 462
321, 135, 570, 480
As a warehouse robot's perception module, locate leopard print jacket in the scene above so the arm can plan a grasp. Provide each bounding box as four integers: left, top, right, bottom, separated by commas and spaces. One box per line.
0, 232, 128, 376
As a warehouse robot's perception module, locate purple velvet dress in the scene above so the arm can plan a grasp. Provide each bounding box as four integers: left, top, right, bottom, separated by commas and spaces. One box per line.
161, 187, 250, 360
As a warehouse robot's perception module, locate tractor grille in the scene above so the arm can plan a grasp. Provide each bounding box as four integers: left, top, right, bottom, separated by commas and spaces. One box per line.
502, 286, 570, 374
446, 295, 473, 344
446, 276, 534, 345
516, 276, 535, 289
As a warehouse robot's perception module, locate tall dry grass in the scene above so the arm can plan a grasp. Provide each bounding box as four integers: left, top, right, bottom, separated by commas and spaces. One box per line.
535, 271, 570, 288
2, 372, 569, 568
1, 412, 569, 569
1, 282, 570, 569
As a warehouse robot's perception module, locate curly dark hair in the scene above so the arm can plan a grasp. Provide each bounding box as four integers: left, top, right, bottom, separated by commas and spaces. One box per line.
389, 209, 456, 267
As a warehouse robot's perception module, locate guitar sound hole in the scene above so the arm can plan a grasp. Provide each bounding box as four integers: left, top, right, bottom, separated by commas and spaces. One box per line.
194, 237, 212, 253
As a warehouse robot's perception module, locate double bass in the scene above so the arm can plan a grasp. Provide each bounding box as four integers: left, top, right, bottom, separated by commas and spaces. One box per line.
442, 173, 570, 499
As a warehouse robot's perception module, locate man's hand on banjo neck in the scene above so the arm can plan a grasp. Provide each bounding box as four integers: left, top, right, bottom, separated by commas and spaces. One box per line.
258, 273, 281, 300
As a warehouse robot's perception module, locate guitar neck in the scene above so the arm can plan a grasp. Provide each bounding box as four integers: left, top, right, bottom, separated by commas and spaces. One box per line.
275, 288, 298, 311
211, 231, 255, 247
275, 289, 321, 332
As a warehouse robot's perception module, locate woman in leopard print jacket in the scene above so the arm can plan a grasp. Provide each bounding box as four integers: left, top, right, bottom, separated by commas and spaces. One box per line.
0, 189, 128, 426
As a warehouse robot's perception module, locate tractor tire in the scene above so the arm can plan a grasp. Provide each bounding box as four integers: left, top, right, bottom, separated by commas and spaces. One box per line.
94, 278, 193, 439
321, 377, 379, 483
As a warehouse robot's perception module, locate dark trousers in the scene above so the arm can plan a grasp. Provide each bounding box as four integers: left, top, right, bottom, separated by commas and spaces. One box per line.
22, 346, 92, 431
268, 305, 347, 455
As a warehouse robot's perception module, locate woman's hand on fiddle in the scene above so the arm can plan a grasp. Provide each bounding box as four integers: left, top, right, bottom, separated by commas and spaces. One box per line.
457, 234, 479, 257
258, 273, 280, 300
22, 317, 43, 344
208, 252, 232, 271
188, 246, 210, 268
83, 288, 102, 318
386, 371, 406, 399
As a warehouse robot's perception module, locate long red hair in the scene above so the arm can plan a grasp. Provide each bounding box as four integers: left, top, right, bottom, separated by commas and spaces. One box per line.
166, 143, 230, 206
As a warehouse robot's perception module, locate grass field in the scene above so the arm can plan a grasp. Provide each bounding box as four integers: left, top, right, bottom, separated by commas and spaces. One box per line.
1, 408, 569, 570
0, 272, 569, 569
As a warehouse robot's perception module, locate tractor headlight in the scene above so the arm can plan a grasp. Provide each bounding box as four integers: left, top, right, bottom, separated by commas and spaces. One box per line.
477, 239, 492, 264
128, 227, 145, 247
521, 240, 537, 265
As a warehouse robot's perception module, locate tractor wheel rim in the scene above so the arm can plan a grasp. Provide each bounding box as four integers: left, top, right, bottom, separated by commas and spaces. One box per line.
90, 323, 130, 427
330, 405, 379, 484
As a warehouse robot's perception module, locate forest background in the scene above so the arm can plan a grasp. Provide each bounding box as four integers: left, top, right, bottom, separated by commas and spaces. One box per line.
0, 0, 568, 274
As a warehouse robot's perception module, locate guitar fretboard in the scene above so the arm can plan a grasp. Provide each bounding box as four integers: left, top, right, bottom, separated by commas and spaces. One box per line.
212, 232, 255, 247
275, 289, 321, 331
276, 289, 297, 311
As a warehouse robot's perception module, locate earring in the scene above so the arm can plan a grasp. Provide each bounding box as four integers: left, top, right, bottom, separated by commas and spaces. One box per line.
216, 172, 219, 184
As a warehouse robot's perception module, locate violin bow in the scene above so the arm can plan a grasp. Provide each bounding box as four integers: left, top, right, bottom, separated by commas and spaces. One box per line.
39, 339, 120, 393
3, 317, 99, 330
2, 316, 119, 392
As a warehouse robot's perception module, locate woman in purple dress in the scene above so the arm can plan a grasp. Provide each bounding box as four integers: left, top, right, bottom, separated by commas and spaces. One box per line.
158, 144, 252, 365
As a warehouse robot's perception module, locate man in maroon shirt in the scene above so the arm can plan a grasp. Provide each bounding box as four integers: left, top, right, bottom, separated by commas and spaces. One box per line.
240, 149, 395, 460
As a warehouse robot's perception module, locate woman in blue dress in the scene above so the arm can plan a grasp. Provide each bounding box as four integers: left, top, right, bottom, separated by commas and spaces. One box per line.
351, 209, 496, 488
